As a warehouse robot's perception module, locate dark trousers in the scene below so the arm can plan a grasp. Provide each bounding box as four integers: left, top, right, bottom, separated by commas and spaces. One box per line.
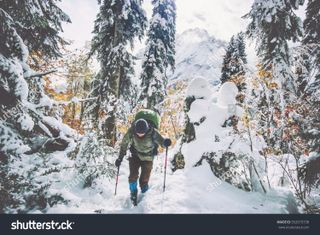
128, 155, 153, 188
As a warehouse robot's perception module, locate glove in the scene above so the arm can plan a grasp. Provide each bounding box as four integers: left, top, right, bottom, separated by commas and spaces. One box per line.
115, 158, 122, 167
163, 138, 172, 148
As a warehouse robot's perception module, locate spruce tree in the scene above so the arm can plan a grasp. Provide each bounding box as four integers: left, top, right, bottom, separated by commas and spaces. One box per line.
244, 0, 304, 153
87, 0, 147, 145
244, 0, 303, 100
139, 0, 176, 111
220, 32, 247, 92
303, 0, 320, 46
303, 0, 320, 91
237, 32, 247, 65
221, 36, 236, 84
299, 0, 320, 185
0, 1, 74, 212
0, 0, 71, 62
290, 0, 320, 165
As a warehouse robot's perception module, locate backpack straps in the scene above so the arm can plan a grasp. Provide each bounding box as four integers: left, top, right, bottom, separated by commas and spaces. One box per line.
151, 127, 159, 156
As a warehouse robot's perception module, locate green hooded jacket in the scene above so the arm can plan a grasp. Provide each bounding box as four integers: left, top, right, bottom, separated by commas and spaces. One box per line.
119, 126, 166, 161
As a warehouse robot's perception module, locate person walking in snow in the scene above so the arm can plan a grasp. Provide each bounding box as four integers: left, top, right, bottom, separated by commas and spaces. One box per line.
115, 111, 172, 206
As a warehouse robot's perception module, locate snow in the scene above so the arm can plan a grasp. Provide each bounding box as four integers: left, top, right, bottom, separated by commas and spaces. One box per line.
186, 77, 212, 99
188, 99, 209, 123
307, 152, 320, 162
0, 122, 31, 154
17, 113, 34, 132
46, 152, 296, 214
48, 75, 68, 93
42, 116, 77, 137
45, 79, 297, 214
184, 82, 240, 166
171, 28, 227, 84
2, 0, 310, 214
38, 94, 53, 108
1, 56, 30, 102
217, 81, 238, 106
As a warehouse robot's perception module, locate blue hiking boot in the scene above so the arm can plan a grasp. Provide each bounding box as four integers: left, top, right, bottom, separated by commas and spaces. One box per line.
141, 184, 149, 193
129, 182, 138, 206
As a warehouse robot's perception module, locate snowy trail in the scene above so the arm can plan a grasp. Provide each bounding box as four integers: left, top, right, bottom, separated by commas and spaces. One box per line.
46, 79, 300, 214
47, 150, 297, 214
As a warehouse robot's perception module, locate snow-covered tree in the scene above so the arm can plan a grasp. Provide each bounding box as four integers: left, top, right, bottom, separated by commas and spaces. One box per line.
244, 0, 320, 210
303, 0, 320, 92
220, 32, 247, 92
139, 0, 176, 111
303, 0, 320, 47
288, 1, 320, 205
244, 0, 304, 101
302, 0, 320, 163
73, 133, 116, 188
244, 0, 304, 154
0, 2, 75, 212
0, 0, 71, 63
87, 0, 147, 145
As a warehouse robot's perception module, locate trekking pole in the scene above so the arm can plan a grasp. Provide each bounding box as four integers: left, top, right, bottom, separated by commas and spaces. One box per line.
114, 165, 120, 196
163, 147, 169, 192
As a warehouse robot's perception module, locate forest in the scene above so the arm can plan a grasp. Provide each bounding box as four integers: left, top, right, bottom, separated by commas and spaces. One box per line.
0, 0, 319, 214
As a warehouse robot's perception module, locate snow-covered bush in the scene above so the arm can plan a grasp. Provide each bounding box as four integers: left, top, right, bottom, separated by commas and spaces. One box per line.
174, 78, 266, 192
73, 133, 117, 188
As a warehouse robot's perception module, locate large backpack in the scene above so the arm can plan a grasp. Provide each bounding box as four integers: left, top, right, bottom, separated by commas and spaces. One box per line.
134, 109, 161, 130
132, 109, 161, 156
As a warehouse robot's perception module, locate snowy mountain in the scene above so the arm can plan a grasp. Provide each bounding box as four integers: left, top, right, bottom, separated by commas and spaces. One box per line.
170, 28, 227, 85
135, 28, 226, 86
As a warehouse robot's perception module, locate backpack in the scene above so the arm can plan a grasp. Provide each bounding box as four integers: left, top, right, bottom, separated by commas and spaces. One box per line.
134, 109, 161, 129
132, 109, 161, 156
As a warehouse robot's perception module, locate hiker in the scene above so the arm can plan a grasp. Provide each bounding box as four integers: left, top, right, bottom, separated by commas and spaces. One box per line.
114, 110, 172, 205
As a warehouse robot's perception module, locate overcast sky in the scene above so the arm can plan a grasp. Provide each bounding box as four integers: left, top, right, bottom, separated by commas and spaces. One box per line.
58, 0, 258, 50
59, 0, 307, 51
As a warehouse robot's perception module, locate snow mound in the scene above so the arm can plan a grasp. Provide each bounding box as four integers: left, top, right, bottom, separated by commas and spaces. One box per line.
186, 77, 212, 99
217, 82, 238, 106
188, 99, 209, 123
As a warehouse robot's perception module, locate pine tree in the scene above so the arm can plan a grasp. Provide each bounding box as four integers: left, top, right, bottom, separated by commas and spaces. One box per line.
303, 0, 320, 46
244, 0, 303, 101
237, 33, 247, 65
303, 0, 320, 92
221, 36, 236, 84
0, 0, 71, 63
244, 0, 304, 153
220, 32, 247, 92
289, 0, 320, 166
0, 2, 74, 212
139, 0, 176, 111
87, 0, 147, 145
293, 0, 320, 197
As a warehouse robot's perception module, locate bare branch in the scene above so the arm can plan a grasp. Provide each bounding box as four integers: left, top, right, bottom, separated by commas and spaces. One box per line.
26, 70, 57, 79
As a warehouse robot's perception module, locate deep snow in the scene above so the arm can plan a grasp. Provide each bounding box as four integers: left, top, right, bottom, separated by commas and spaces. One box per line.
45, 78, 298, 214
45, 152, 297, 214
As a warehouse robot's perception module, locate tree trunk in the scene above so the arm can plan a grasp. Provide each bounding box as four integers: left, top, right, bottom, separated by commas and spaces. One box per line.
103, 17, 122, 146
